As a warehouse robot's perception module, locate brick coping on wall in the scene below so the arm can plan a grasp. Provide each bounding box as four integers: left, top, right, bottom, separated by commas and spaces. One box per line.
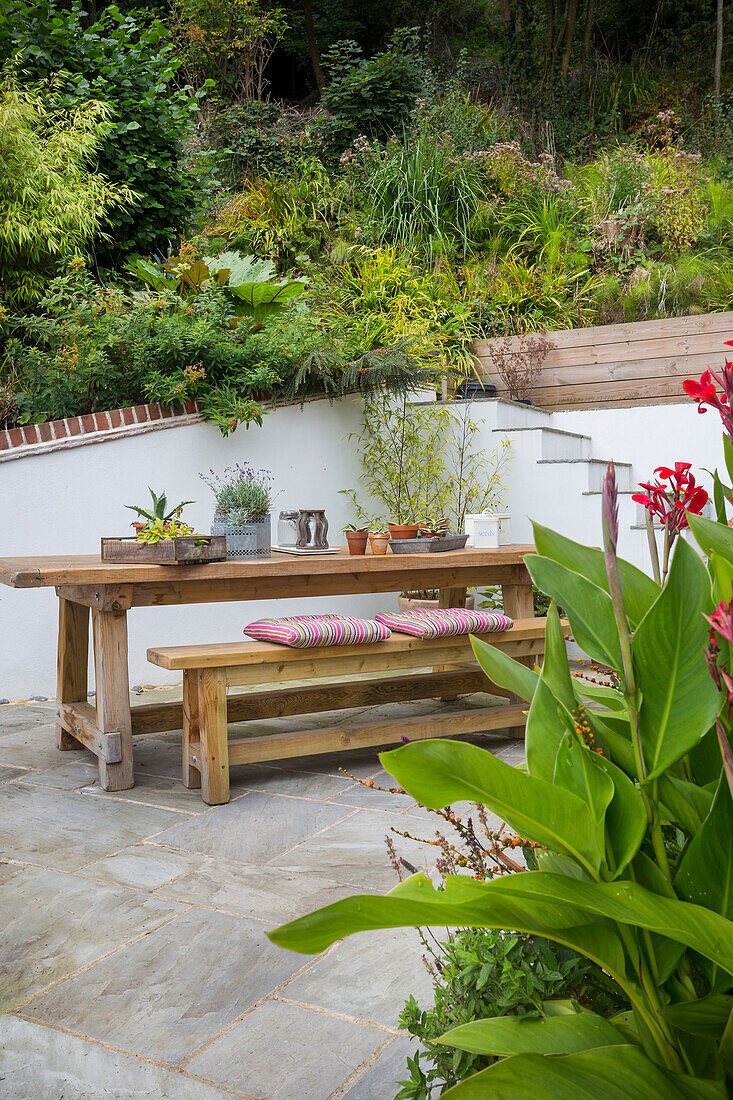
0, 401, 205, 463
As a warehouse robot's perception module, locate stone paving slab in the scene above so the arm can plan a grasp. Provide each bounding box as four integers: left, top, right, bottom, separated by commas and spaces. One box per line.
0, 723, 93, 770
23, 908, 308, 1064
282, 928, 434, 1028
269, 807, 432, 890
0, 687, 527, 1099
80, 844, 206, 892
0, 764, 28, 785
156, 789, 357, 864
187, 999, 386, 1099
0, 781, 192, 872
0, 865, 183, 1012
0, 1015, 237, 1100
157, 858, 374, 924
341, 1037, 420, 1100
15, 759, 99, 789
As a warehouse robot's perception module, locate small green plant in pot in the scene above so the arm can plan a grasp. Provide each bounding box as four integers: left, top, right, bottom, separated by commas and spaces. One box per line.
200, 464, 273, 559
343, 524, 368, 556
125, 487, 195, 533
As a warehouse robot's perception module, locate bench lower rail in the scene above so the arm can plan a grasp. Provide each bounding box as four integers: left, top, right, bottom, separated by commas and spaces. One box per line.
187, 700, 527, 782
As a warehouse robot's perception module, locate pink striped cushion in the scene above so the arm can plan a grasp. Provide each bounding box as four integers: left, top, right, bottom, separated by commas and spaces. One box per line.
244, 614, 391, 648
374, 608, 513, 639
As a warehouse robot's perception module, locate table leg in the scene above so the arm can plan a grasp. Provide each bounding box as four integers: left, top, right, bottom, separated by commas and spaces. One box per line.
92, 608, 134, 791
182, 669, 202, 789
502, 567, 536, 739
56, 597, 89, 750
198, 669, 230, 805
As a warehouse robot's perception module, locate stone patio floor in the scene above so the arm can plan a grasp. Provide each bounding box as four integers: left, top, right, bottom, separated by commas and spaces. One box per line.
0, 687, 523, 1099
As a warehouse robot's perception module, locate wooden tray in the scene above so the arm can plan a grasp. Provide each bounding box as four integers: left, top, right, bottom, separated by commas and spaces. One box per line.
388, 534, 469, 554
101, 536, 227, 565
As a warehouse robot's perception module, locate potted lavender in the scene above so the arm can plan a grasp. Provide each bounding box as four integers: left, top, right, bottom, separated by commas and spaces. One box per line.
200, 465, 273, 559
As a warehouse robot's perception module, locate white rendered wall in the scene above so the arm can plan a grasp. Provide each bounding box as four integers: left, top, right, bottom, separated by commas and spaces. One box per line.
0, 394, 722, 696
0, 397, 395, 698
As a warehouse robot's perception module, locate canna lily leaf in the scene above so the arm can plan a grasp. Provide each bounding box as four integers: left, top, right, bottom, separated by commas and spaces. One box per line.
593, 753, 646, 878
665, 995, 733, 1039
676, 774, 733, 989
380, 738, 605, 875
439, 1044, 727, 1099
268, 871, 630, 991
470, 634, 539, 701
526, 555, 623, 671
573, 678, 627, 711
269, 870, 733, 983
688, 511, 733, 566
657, 774, 712, 833
634, 537, 719, 780
532, 522, 659, 628
436, 1011, 626, 1056
541, 602, 577, 713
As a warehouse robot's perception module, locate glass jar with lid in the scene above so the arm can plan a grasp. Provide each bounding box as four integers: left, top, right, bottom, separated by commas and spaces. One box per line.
277, 510, 299, 548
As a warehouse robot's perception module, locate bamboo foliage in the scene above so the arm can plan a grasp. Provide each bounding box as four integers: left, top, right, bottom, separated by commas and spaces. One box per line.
0, 75, 131, 305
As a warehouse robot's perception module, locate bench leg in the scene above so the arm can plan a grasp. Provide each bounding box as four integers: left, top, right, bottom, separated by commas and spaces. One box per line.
435, 586, 469, 700
56, 598, 89, 750
182, 670, 202, 789
93, 609, 134, 791
198, 669, 230, 805
502, 574, 535, 739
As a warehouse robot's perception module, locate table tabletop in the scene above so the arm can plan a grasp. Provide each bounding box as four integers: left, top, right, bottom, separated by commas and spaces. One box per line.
0, 546, 535, 589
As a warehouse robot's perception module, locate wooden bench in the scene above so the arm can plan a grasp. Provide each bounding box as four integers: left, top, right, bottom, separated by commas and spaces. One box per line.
147, 619, 549, 805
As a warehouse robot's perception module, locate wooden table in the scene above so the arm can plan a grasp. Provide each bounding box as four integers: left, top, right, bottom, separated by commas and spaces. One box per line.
0, 546, 536, 792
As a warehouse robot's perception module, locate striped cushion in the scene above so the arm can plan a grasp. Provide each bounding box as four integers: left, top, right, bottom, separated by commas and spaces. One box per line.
374, 608, 513, 638
244, 614, 391, 648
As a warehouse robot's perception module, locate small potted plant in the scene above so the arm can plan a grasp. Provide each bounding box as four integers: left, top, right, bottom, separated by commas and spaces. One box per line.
417, 517, 449, 539
387, 520, 420, 540
200, 464, 273, 559
368, 528, 390, 556
344, 524, 368, 555
126, 488, 195, 534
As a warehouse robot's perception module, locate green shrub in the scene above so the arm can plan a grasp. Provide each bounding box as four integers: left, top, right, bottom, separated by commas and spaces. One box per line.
398, 927, 627, 1099
0, 76, 129, 306
322, 28, 423, 148
0, 0, 200, 259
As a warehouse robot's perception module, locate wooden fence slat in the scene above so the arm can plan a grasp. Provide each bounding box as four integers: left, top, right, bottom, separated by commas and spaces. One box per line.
474, 332, 733, 371
471, 311, 733, 411
472, 311, 733, 356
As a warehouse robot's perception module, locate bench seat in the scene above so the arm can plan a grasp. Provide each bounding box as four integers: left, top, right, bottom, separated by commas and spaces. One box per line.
147, 618, 551, 805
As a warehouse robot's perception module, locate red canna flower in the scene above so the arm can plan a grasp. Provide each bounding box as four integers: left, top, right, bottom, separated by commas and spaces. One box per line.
683, 353, 733, 441
632, 463, 708, 538
705, 599, 733, 647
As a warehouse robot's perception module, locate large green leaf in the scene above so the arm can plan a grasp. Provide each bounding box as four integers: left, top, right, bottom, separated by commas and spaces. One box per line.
688, 512, 733, 566
666, 995, 733, 1039
440, 1045, 726, 1099
542, 602, 577, 713
380, 738, 604, 875
470, 634, 539, 701
268, 871, 631, 991
573, 678, 627, 711
532, 522, 659, 628
657, 774, 712, 833
633, 538, 718, 779
437, 1011, 626, 1056
526, 556, 623, 671
204, 250, 275, 285
593, 753, 646, 878
676, 775, 733, 989
525, 675, 573, 782
126, 255, 174, 291
269, 868, 733, 992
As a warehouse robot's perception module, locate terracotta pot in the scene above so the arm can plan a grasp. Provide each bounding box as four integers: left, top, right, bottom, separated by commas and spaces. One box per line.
345, 531, 368, 555
398, 594, 475, 613
369, 533, 390, 556
388, 523, 419, 540
131, 522, 146, 534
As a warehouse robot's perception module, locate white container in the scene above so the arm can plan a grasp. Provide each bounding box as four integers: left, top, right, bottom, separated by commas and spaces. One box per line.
464, 513, 500, 549
497, 512, 511, 545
